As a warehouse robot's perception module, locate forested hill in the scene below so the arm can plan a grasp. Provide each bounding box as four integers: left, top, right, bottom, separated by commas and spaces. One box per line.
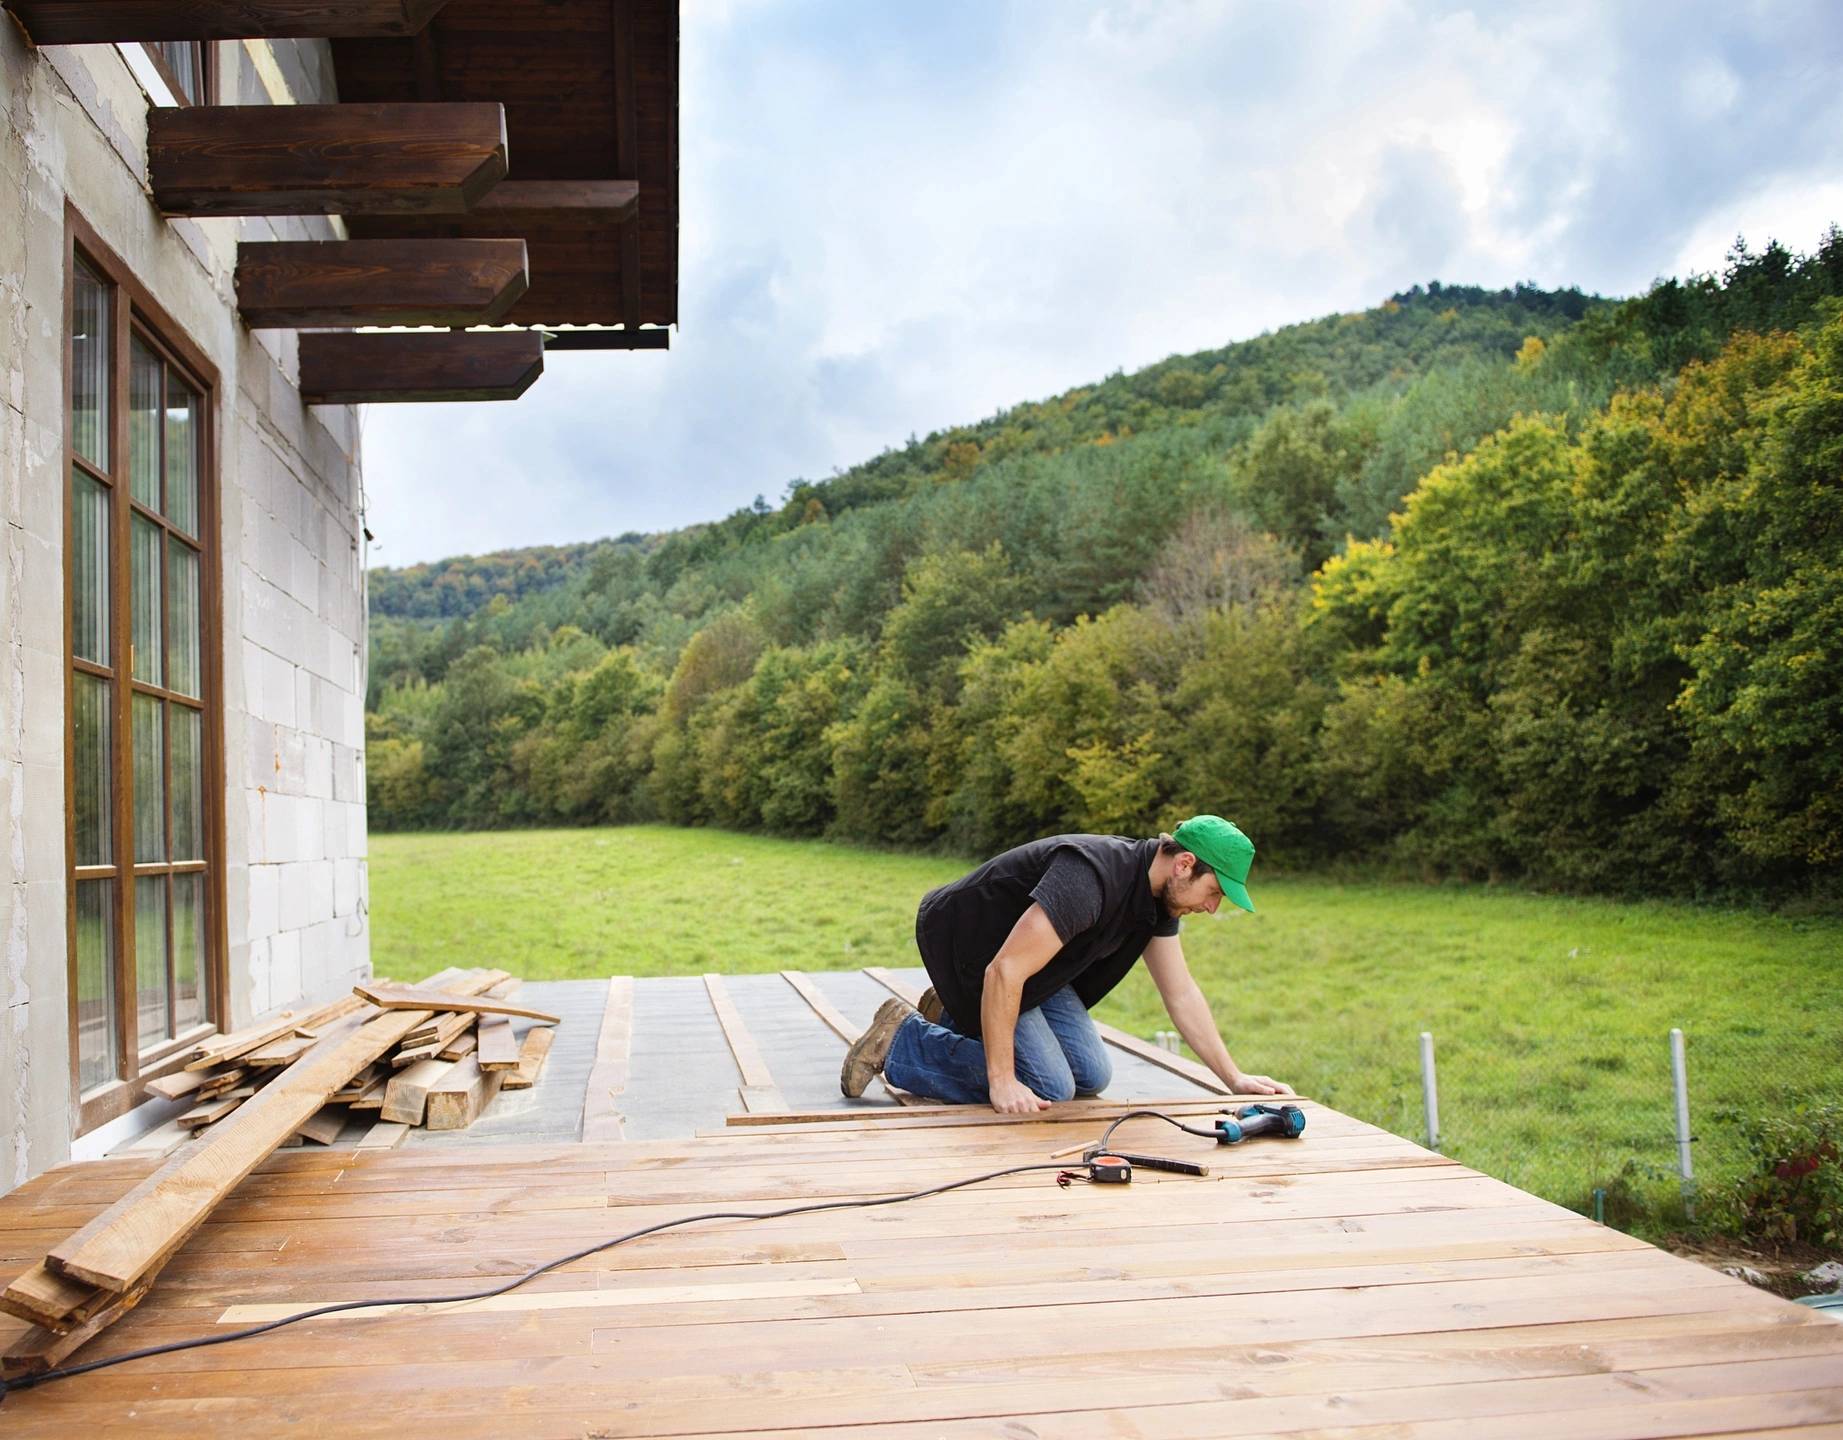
370, 280, 1596, 634
367, 233, 1843, 901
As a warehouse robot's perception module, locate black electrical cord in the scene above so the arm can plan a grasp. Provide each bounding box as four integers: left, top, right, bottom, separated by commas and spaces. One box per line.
1095, 1107, 1222, 1152
0, 1158, 1083, 1404
1, 1106, 1227, 1407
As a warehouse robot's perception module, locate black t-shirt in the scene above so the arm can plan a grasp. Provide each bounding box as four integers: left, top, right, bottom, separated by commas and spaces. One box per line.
914, 834, 1178, 1038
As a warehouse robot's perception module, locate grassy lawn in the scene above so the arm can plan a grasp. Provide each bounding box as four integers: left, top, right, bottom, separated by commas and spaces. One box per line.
370, 825, 1842, 1233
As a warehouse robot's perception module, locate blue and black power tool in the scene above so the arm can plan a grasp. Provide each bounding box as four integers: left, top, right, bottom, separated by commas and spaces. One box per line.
1213, 1103, 1306, 1145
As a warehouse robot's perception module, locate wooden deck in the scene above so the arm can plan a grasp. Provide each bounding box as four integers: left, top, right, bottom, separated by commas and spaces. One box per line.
4, 1087, 1841, 1435
10, 970, 1841, 1432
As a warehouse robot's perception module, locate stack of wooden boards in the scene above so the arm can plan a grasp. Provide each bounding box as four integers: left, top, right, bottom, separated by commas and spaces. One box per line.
0, 966, 558, 1379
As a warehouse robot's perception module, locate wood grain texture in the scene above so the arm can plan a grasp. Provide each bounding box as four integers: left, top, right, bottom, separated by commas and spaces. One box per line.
1, 1, 453, 43
379, 1057, 456, 1125
476, 1017, 519, 1070
44, 972, 506, 1292
425, 1056, 503, 1131
236, 238, 528, 328
148, 102, 506, 217
355, 983, 560, 1024
499, 1024, 554, 1090
297, 331, 543, 404
0, 1080, 1837, 1434
580, 976, 632, 1142
703, 973, 787, 1114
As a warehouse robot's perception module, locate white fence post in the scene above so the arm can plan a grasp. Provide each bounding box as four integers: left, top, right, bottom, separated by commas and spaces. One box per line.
1670, 1027, 1695, 1215
1420, 1031, 1440, 1152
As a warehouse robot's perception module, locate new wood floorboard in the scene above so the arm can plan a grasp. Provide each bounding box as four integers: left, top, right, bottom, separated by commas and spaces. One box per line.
2, 977, 1836, 1437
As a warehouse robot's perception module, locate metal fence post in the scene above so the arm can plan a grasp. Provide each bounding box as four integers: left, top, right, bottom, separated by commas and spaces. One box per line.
1670, 1027, 1695, 1217
1420, 1031, 1440, 1151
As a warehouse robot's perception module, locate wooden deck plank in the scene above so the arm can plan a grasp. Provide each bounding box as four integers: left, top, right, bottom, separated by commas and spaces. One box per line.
580, 976, 633, 1142
702, 973, 788, 1113
0, 973, 1833, 1436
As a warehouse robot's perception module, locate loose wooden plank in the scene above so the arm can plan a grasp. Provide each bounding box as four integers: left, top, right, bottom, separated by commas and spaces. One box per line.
437, 1028, 479, 1063
294, 1106, 349, 1146
500, 1025, 555, 1090
581, 976, 632, 1142
44, 970, 501, 1293
782, 970, 924, 1107
355, 983, 559, 1025
183, 1011, 300, 1071
0, 1277, 152, 1380
425, 1057, 503, 1131
243, 1034, 314, 1068
703, 973, 787, 1112
0, 1261, 94, 1332
346, 1072, 390, 1111
178, 1086, 258, 1129
354, 1120, 411, 1151
392, 1011, 475, 1066
142, 1067, 214, 1102
216, 1277, 862, 1325
476, 1017, 520, 1070
379, 1058, 457, 1126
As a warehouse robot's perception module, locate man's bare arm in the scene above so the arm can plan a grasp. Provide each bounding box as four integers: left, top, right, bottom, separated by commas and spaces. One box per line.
980, 904, 1066, 1114
1142, 934, 1289, 1095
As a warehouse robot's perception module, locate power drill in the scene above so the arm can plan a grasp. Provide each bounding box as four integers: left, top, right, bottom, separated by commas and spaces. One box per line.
1213, 1103, 1306, 1144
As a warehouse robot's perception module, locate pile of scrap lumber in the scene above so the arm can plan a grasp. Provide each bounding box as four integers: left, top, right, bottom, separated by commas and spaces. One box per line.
0, 967, 557, 1380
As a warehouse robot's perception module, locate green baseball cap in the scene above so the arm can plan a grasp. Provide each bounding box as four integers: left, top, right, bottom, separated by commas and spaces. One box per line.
1173, 815, 1256, 913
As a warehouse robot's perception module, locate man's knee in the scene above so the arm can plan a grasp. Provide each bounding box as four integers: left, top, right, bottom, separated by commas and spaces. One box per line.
1023, 1067, 1077, 1103
1070, 1049, 1112, 1096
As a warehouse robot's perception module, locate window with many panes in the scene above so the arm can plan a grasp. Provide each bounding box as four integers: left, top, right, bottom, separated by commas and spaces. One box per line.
67, 217, 221, 1129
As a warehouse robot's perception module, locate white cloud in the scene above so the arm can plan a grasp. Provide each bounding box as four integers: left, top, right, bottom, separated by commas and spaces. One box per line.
359, 0, 1843, 566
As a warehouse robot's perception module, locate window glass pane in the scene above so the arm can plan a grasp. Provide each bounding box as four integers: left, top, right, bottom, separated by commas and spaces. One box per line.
71, 467, 111, 665
71, 263, 110, 471
73, 673, 113, 867
75, 879, 116, 1093
129, 337, 162, 511
132, 514, 163, 686
153, 41, 203, 104
165, 378, 199, 536
171, 704, 202, 861
167, 541, 201, 698
173, 873, 205, 1032
135, 875, 169, 1049
133, 693, 166, 863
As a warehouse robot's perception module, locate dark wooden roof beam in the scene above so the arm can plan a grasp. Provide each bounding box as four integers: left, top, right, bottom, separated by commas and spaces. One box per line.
347, 181, 639, 237
149, 102, 506, 217
2, 1, 453, 43
236, 238, 528, 328
539, 328, 668, 351
298, 331, 543, 404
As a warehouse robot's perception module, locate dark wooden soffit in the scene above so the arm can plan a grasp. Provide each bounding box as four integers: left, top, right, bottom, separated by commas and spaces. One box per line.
149, 102, 506, 217
334, 0, 678, 330
2, 0, 452, 42
236, 238, 528, 328
298, 331, 543, 404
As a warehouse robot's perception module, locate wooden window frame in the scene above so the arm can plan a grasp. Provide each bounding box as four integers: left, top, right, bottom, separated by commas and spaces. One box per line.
139, 39, 218, 108
64, 204, 229, 1137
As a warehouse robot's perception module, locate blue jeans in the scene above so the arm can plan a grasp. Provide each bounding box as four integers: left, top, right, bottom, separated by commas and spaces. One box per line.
882, 985, 1114, 1104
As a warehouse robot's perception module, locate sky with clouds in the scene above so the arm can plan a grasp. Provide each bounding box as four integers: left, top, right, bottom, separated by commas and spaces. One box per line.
359, 0, 1843, 568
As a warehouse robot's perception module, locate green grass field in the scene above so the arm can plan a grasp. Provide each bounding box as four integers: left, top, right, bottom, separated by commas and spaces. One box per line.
370, 825, 1842, 1233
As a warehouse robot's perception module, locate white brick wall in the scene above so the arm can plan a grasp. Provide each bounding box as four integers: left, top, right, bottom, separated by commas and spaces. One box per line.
0, 33, 371, 1188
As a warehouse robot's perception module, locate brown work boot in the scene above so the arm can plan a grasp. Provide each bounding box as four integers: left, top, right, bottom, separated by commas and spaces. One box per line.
841, 998, 912, 1097
917, 986, 944, 1025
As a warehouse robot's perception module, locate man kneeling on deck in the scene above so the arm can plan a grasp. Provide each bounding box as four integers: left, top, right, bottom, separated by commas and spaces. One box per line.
842, 816, 1289, 1114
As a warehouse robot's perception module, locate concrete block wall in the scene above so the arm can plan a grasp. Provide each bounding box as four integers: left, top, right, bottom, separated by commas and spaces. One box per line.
0, 32, 369, 1188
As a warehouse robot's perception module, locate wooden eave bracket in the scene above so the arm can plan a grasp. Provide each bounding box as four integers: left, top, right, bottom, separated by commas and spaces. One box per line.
148, 102, 507, 218
236, 238, 529, 329
297, 331, 544, 405
2, 1, 453, 44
